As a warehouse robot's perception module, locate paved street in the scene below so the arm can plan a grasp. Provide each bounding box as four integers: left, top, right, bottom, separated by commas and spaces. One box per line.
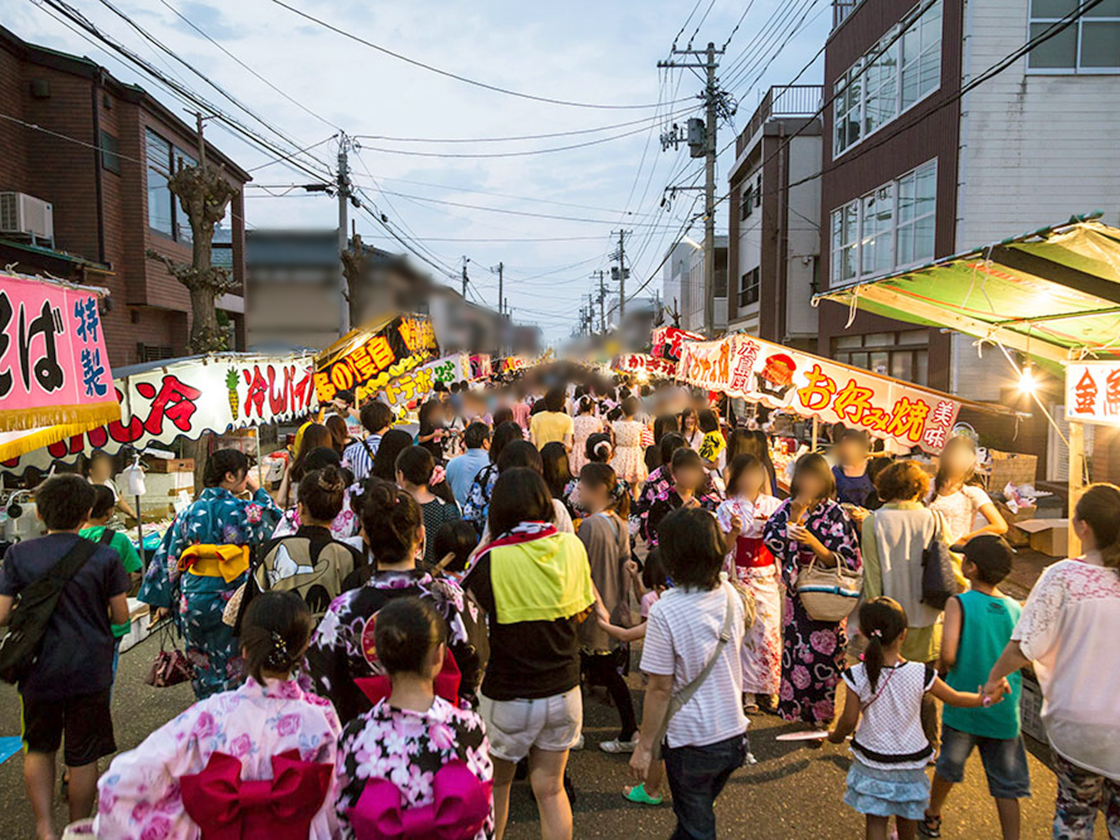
0, 629, 1104, 839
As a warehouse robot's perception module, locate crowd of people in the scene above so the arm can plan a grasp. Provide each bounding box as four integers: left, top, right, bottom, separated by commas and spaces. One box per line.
0, 362, 1118, 840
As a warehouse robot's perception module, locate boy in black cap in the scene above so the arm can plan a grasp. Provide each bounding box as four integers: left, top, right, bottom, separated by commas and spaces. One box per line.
921, 536, 1029, 839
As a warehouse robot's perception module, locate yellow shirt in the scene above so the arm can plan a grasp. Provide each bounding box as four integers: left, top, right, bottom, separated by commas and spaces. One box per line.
530, 411, 574, 449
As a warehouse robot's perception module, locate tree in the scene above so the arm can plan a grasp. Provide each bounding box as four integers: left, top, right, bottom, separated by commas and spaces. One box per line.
146, 159, 240, 353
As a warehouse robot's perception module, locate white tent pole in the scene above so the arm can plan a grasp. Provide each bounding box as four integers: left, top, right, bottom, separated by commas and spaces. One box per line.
1068, 420, 1085, 556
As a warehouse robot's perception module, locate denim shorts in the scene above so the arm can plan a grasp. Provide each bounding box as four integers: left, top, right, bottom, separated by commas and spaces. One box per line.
935, 724, 1031, 799
479, 687, 582, 762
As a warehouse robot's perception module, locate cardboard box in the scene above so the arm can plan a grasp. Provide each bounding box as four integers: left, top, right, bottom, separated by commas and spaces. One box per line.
147, 457, 194, 473
1020, 668, 1047, 743
1014, 518, 1070, 558
996, 501, 1037, 523
1006, 524, 1032, 548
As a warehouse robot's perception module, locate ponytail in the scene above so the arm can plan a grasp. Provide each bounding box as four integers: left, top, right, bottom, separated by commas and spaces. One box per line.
1074, 483, 1120, 569
857, 597, 908, 691
579, 462, 630, 520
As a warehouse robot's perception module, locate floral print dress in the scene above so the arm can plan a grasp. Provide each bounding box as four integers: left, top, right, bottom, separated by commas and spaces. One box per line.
272, 486, 359, 541
305, 569, 480, 725
762, 498, 861, 724
569, 414, 604, 475
334, 696, 494, 840
139, 487, 281, 699
610, 419, 648, 486
644, 485, 723, 548
94, 677, 342, 840
716, 494, 783, 696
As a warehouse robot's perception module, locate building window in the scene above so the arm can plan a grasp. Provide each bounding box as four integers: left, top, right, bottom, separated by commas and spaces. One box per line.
833, 0, 942, 158
742, 185, 754, 219
136, 343, 175, 362
1028, 0, 1120, 72
832, 330, 929, 384
100, 130, 121, 175
829, 159, 936, 286
145, 128, 197, 243
739, 267, 760, 307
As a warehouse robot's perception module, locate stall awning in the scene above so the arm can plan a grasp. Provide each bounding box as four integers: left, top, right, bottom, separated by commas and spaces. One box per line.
813, 215, 1120, 367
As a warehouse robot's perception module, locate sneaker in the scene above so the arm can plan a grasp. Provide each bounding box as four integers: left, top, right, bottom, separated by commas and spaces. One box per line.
599, 737, 639, 754
571, 735, 585, 751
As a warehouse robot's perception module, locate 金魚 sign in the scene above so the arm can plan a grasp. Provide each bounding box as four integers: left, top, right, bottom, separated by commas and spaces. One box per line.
1066, 361, 1120, 427
678, 334, 961, 453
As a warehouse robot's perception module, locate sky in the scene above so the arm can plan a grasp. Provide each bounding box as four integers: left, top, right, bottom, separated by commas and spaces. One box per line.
9, 0, 829, 344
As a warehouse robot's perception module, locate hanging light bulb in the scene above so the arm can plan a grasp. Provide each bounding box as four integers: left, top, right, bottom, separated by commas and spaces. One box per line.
1018, 365, 1038, 396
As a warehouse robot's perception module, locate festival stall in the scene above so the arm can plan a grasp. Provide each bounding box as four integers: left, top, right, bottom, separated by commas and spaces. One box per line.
469, 353, 492, 380
314, 313, 440, 404
612, 352, 679, 379
378, 352, 471, 411
0, 272, 120, 461
815, 214, 1120, 555
651, 325, 705, 362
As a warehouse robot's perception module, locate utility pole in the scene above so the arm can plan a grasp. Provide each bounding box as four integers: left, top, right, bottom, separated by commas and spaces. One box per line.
461, 256, 469, 297
590, 270, 607, 333
491, 262, 504, 317
337, 132, 352, 336
611, 230, 631, 326
659, 42, 730, 338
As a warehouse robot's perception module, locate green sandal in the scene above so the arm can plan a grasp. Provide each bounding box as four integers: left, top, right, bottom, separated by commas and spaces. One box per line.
624, 784, 663, 806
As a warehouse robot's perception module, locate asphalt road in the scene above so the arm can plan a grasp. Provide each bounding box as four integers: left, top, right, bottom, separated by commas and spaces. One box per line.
0, 632, 1105, 839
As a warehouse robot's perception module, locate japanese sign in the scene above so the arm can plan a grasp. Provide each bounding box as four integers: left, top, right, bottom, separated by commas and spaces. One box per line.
1065, 361, 1120, 427
0, 274, 119, 436
377, 354, 470, 408
315, 314, 439, 404
1, 351, 317, 469
651, 326, 705, 361
500, 355, 532, 373
677, 334, 962, 453
613, 353, 679, 378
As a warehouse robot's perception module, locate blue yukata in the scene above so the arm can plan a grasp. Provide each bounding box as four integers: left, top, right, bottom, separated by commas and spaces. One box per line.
139, 487, 281, 699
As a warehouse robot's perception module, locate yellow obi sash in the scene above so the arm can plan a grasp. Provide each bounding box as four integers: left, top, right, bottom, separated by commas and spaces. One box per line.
178, 544, 251, 583
489, 532, 594, 625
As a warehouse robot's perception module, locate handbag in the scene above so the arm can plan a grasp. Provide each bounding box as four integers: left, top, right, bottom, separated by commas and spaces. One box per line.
145, 622, 194, 688
651, 583, 737, 760
921, 511, 961, 610
796, 551, 862, 623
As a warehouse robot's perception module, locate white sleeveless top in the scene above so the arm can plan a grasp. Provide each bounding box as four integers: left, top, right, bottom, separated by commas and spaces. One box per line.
842, 660, 936, 770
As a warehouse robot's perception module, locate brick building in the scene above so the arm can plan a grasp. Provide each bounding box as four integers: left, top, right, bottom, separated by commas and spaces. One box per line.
0, 24, 250, 368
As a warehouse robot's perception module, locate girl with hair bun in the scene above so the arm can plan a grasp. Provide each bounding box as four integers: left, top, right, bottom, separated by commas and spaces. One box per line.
139, 447, 282, 699
271, 449, 358, 540
96, 591, 342, 839
306, 478, 480, 724
334, 597, 494, 840
983, 483, 1120, 837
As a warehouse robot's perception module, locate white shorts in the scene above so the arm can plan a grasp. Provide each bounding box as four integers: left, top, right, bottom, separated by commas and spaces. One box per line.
479, 687, 583, 762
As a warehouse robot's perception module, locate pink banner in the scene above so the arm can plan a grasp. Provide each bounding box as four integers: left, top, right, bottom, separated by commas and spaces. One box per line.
678, 334, 961, 453
0, 273, 118, 433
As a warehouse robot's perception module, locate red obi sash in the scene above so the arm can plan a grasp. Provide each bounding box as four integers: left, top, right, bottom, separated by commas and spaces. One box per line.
180, 750, 332, 840
734, 535, 774, 570
349, 760, 492, 840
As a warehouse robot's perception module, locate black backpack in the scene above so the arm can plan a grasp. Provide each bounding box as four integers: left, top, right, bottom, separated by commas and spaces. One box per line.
0, 532, 109, 684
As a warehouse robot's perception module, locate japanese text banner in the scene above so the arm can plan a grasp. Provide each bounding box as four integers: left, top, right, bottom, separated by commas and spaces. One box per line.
677, 334, 961, 452
378, 354, 470, 408
0, 273, 119, 441
1, 351, 317, 469
1066, 361, 1120, 427
651, 326, 705, 362
613, 353, 679, 378
316, 314, 439, 404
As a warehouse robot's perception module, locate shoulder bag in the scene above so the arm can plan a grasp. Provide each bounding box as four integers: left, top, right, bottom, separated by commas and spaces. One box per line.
0, 535, 104, 684
921, 511, 961, 610
796, 550, 863, 623
145, 620, 194, 688
651, 583, 736, 760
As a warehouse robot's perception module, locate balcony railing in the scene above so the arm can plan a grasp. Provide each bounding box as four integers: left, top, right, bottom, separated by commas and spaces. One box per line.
736, 85, 824, 157
833, 0, 861, 29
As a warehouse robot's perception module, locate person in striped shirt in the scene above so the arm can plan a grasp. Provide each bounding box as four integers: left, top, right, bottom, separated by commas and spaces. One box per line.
341, 401, 393, 483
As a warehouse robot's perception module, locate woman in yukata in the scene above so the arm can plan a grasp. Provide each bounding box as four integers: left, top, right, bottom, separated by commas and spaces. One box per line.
139, 449, 282, 699
94, 591, 342, 840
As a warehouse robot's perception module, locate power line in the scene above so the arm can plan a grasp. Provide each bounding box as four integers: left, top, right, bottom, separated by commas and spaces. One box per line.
267, 0, 696, 110
157, 0, 341, 131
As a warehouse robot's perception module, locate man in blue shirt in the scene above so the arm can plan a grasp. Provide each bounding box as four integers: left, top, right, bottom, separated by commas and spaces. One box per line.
342, 400, 393, 483
446, 422, 491, 507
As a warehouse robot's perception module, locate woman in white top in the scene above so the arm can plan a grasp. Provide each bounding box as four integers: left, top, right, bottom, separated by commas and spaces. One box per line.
928, 436, 1007, 549
680, 407, 703, 452
86, 451, 136, 521
984, 483, 1120, 839
631, 506, 750, 840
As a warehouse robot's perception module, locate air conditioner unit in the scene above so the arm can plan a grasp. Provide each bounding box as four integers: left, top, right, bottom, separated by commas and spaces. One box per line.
0, 192, 54, 244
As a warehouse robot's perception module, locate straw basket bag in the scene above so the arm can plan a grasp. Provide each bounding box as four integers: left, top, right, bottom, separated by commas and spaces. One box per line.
795, 554, 862, 623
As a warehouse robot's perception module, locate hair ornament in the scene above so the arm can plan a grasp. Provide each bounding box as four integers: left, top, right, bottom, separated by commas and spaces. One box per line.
869, 629, 882, 639
266, 630, 290, 668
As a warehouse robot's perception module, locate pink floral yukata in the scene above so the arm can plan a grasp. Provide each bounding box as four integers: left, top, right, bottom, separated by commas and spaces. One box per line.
335, 696, 494, 839
94, 677, 342, 839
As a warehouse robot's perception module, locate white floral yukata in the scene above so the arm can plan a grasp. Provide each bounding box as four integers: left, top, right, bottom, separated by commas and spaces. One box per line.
94, 677, 342, 840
